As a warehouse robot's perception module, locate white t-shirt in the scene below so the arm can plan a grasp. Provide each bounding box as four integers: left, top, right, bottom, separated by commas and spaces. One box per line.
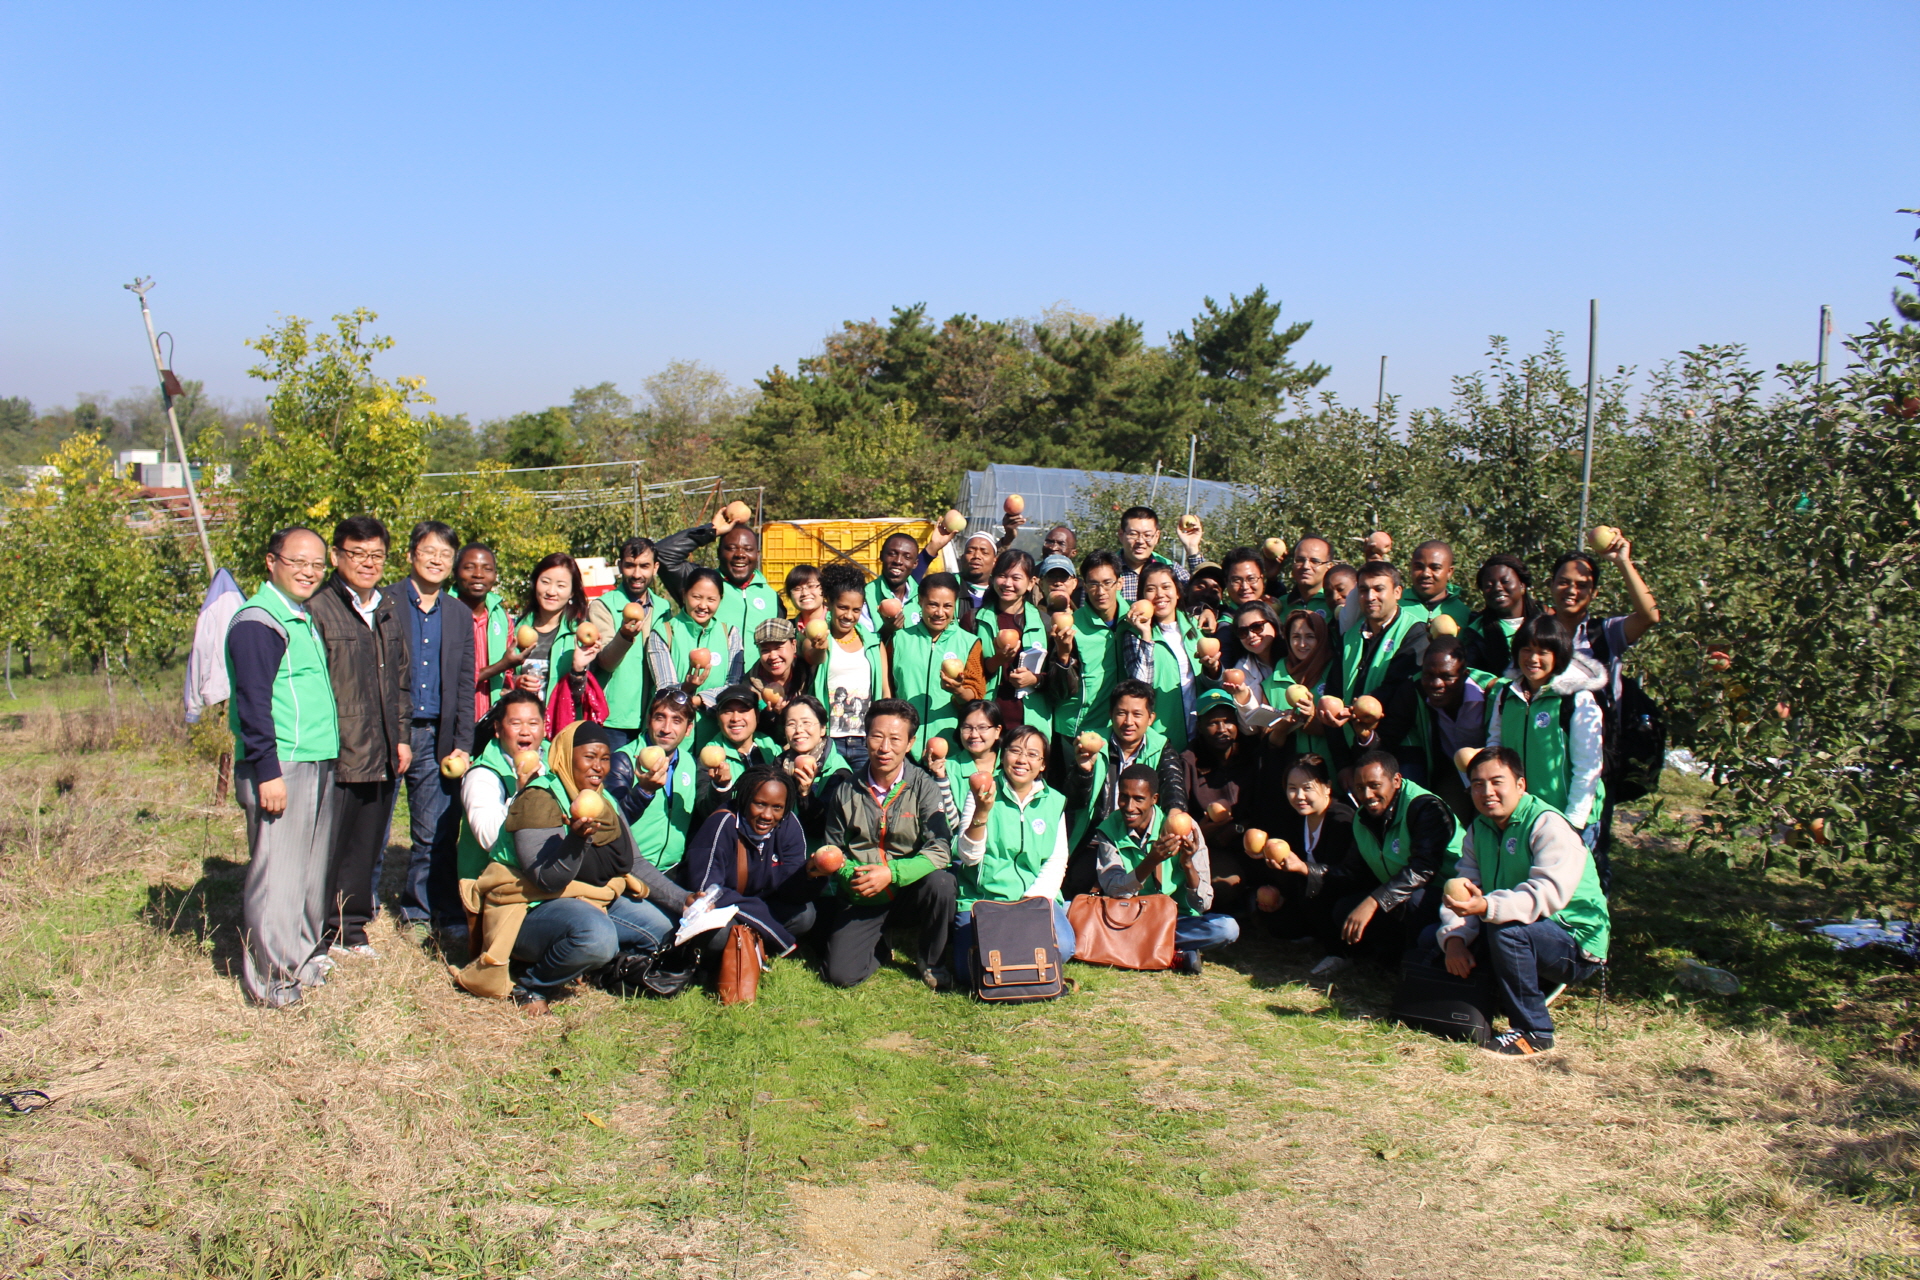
826, 638, 873, 740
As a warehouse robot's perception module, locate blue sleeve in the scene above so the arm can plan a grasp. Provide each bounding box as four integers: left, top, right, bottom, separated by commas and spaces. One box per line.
682, 811, 730, 892
227, 618, 287, 782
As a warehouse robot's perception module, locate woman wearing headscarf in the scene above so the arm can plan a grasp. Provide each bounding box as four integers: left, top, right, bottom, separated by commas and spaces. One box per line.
1264, 608, 1340, 765
680, 765, 820, 960
472, 720, 687, 1013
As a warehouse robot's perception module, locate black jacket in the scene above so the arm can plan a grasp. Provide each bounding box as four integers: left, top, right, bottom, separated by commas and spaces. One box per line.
307, 575, 409, 784
1344, 787, 1456, 912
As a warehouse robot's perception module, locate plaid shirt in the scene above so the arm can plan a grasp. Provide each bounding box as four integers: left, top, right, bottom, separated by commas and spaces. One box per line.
1118, 552, 1202, 604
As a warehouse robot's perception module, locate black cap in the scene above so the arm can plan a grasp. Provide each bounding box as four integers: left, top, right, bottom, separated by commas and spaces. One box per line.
714, 683, 759, 710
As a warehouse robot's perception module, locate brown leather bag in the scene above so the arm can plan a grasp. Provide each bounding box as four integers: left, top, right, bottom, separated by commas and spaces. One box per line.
718, 835, 765, 1005
1067, 892, 1177, 970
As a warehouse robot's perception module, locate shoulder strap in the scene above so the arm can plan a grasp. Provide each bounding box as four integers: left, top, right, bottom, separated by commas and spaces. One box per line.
735, 835, 751, 893
1560, 692, 1576, 736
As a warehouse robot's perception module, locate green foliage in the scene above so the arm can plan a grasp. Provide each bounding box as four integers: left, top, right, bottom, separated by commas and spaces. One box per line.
227, 310, 431, 569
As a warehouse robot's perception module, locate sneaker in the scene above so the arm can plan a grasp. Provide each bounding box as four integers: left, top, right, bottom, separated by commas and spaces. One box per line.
511, 989, 551, 1017
311, 953, 338, 976
920, 965, 954, 992
1178, 950, 1203, 975
329, 942, 380, 959
1485, 1030, 1555, 1057
1309, 955, 1352, 979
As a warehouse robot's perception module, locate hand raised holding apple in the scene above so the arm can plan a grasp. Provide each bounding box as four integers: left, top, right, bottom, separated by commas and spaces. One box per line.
968, 768, 997, 811
808, 845, 846, 878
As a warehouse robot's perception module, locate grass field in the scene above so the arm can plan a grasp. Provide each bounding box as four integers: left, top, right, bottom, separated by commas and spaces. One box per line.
1, 671, 1918, 1279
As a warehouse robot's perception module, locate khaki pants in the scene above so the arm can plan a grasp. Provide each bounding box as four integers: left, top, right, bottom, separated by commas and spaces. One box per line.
236, 759, 339, 1007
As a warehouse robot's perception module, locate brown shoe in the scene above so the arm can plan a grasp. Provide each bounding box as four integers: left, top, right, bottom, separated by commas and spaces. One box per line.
513, 991, 550, 1018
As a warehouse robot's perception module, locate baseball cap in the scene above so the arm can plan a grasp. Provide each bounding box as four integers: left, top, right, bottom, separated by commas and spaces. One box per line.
714, 683, 759, 710
1194, 685, 1248, 730
1038, 553, 1076, 579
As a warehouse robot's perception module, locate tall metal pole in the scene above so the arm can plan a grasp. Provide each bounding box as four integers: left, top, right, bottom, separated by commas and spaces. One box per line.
1577, 299, 1598, 537
124, 279, 217, 577
1816, 304, 1831, 387
1182, 434, 1197, 519
1375, 355, 1388, 422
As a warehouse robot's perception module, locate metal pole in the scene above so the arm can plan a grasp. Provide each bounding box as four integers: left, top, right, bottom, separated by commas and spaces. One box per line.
1577, 299, 1598, 537
124, 279, 217, 577
630, 463, 641, 535
1376, 355, 1388, 422
1183, 434, 1197, 519
1147, 460, 1162, 507
1816, 304, 1831, 387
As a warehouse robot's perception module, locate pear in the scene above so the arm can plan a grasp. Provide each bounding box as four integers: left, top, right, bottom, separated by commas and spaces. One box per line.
942, 509, 967, 533
574, 621, 600, 647
515, 624, 538, 651
698, 744, 727, 768
1285, 684, 1315, 714
439, 752, 470, 780
637, 745, 667, 772
572, 788, 607, 822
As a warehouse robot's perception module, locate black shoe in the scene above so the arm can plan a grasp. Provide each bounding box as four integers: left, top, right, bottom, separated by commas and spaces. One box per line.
1178, 950, 1203, 975
1485, 1029, 1555, 1057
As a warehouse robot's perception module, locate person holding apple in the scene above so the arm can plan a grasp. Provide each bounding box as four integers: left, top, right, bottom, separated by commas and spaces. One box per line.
956, 532, 998, 626
778, 693, 854, 849
1115, 506, 1203, 604
226, 525, 342, 1007
888, 573, 986, 761
1327, 561, 1422, 745
1463, 554, 1545, 677
593, 536, 667, 752
446, 689, 549, 992
1485, 615, 1607, 839
1263, 609, 1341, 764
975, 549, 1073, 737
1060, 679, 1186, 889
1117, 561, 1205, 754
652, 504, 783, 643
514, 552, 614, 712
1349, 636, 1493, 821
950, 725, 1077, 986
932, 699, 1004, 837
1252, 753, 1358, 940
807, 563, 890, 775
1433, 746, 1610, 1057
605, 687, 703, 875
1087, 765, 1238, 973
681, 766, 820, 964
784, 565, 828, 634
694, 685, 781, 825
817, 699, 958, 990
1054, 550, 1124, 758
861, 531, 925, 631
643, 565, 745, 722
744, 617, 806, 736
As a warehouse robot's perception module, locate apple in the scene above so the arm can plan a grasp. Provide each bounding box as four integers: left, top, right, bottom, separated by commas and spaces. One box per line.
1204, 801, 1231, 823
1222, 668, 1246, 688
997, 627, 1022, 655
1428, 614, 1460, 638
1704, 649, 1733, 671
439, 752, 470, 780
1263, 536, 1288, 561
941, 656, 965, 679
722, 500, 753, 525
1197, 636, 1221, 660
1453, 746, 1480, 774
637, 745, 667, 772
574, 621, 600, 647
689, 647, 712, 670
1285, 683, 1314, 714
1243, 828, 1268, 855
1129, 600, 1154, 626
1351, 695, 1384, 725
1442, 876, 1476, 903
513, 748, 542, 779
1003, 494, 1025, 516
942, 509, 968, 533
1164, 810, 1195, 838
698, 744, 728, 769
1265, 837, 1292, 863
1177, 514, 1201, 534
805, 619, 830, 643
623, 601, 648, 625
879, 597, 904, 622
1810, 817, 1831, 846
1255, 885, 1282, 912
1317, 695, 1345, 718
1047, 592, 1073, 615
572, 788, 607, 822
1077, 731, 1106, 756
927, 737, 950, 761
1587, 525, 1619, 554
811, 846, 847, 874
515, 624, 539, 651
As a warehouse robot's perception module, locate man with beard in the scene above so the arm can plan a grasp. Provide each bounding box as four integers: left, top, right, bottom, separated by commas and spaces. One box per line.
1351, 636, 1492, 818
1177, 687, 1285, 915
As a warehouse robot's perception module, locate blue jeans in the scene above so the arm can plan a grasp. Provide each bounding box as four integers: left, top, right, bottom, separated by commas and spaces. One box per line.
511, 896, 676, 998
1485, 917, 1599, 1035
952, 900, 1076, 986
1177, 913, 1240, 954
401, 722, 463, 924
834, 735, 869, 777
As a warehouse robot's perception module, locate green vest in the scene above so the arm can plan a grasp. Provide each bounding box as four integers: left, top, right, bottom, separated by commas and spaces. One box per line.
619, 738, 698, 871
1351, 779, 1462, 885
1071, 725, 1169, 849
812, 624, 886, 729
974, 602, 1056, 734
890, 621, 975, 758
455, 738, 547, 879
600, 586, 666, 729
716, 571, 780, 647
1339, 606, 1419, 701
666, 610, 732, 700
1058, 605, 1121, 736
226, 583, 339, 764
1492, 679, 1601, 821
471, 591, 514, 706
1145, 613, 1202, 756
1266, 665, 1332, 762
946, 755, 987, 827
865, 576, 921, 631
1094, 807, 1199, 917
1277, 591, 1333, 626
1473, 791, 1611, 960
957, 778, 1068, 911
1402, 589, 1472, 630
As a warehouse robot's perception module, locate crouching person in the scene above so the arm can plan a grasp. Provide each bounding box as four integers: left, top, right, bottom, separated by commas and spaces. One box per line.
1089, 764, 1239, 974
1434, 747, 1610, 1057
494, 721, 685, 1014
818, 699, 958, 990
681, 766, 821, 962
951, 725, 1077, 987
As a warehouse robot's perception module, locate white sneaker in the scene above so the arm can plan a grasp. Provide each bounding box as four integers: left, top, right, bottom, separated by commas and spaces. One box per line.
1309, 955, 1352, 979
329, 942, 379, 959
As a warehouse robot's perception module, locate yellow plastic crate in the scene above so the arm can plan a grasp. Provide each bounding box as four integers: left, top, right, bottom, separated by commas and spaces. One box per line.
760, 518, 937, 594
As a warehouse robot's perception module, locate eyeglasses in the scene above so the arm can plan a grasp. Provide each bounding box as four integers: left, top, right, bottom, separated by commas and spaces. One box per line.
334, 547, 388, 566
413, 547, 454, 564
1235, 621, 1273, 634
271, 555, 326, 573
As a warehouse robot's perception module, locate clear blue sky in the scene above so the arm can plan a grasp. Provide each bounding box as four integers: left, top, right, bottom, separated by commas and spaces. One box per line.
3, 1, 1914, 432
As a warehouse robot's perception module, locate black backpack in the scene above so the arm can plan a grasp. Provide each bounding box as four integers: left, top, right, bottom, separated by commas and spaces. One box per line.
1587, 623, 1667, 803
1392, 952, 1497, 1045
970, 896, 1065, 1003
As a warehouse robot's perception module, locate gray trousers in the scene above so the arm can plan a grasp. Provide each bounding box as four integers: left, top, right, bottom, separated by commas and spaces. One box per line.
235, 759, 339, 1007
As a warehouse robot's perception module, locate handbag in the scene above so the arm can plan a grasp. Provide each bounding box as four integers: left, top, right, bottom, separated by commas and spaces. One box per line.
717, 836, 765, 1005
1391, 952, 1497, 1045
1067, 891, 1177, 971
969, 896, 1064, 1002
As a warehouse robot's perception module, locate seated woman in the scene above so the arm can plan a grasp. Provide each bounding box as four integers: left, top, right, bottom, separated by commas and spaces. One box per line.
950, 725, 1077, 987
1249, 753, 1358, 948
494, 721, 687, 1014
680, 766, 820, 965
929, 699, 1002, 834
1087, 763, 1240, 974
448, 689, 548, 990
779, 694, 853, 848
